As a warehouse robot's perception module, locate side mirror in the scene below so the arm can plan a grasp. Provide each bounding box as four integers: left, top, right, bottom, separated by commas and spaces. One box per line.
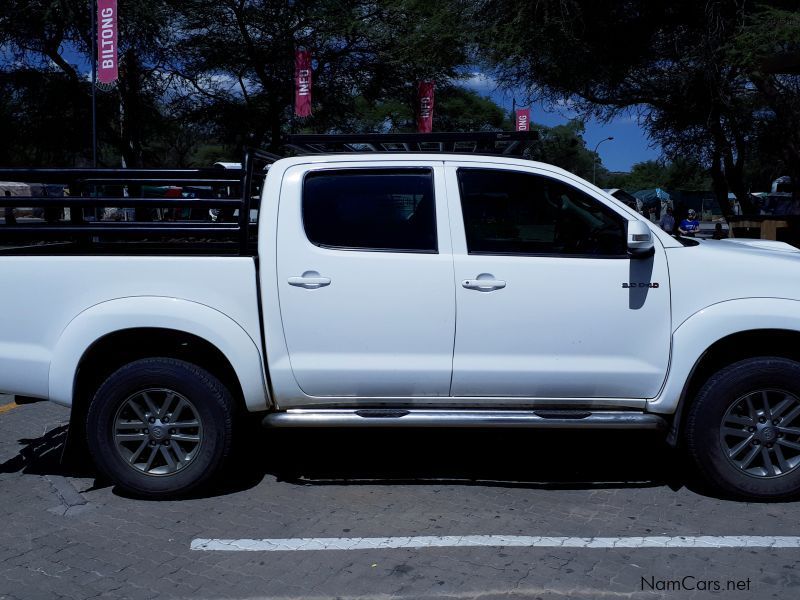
627, 220, 655, 257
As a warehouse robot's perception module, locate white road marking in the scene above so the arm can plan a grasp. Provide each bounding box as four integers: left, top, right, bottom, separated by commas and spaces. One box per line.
191, 535, 800, 552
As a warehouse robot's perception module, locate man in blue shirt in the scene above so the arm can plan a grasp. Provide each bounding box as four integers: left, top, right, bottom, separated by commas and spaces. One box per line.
679, 209, 700, 236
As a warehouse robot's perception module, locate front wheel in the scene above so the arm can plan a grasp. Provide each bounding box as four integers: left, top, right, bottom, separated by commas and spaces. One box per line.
86, 358, 233, 498
686, 357, 800, 500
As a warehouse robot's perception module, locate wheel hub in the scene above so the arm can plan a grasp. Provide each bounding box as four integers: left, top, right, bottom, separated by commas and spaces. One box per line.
149, 424, 167, 442
759, 425, 778, 444
112, 388, 203, 476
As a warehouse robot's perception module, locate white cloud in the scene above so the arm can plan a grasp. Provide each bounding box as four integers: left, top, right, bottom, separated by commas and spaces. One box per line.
461, 71, 498, 94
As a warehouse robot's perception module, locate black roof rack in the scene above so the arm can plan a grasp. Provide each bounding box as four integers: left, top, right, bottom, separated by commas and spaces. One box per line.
287, 131, 538, 157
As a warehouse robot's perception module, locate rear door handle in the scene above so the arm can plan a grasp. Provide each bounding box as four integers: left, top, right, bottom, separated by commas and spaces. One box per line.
288, 274, 331, 289
462, 279, 506, 291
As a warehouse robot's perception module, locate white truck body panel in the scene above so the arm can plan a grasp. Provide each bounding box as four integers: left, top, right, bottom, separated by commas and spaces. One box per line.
0, 256, 268, 409
275, 161, 456, 397
444, 161, 672, 399
646, 240, 800, 413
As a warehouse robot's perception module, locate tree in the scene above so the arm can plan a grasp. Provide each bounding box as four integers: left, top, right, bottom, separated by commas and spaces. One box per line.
170, 0, 472, 151
0, 0, 181, 167
605, 161, 668, 192
474, 0, 798, 209
0, 69, 90, 166
525, 120, 598, 181
345, 86, 511, 133
728, 4, 800, 197
0, 0, 477, 165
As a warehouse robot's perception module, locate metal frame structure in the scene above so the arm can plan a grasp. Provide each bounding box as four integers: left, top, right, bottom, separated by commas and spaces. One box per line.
287, 131, 538, 156
0, 148, 277, 255
1, 132, 538, 255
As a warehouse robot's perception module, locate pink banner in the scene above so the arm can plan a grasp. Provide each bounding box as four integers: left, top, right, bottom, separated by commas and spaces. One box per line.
515, 108, 530, 131
97, 0, 118, 85
295, 49, 313, 118
417, 82, 435, 133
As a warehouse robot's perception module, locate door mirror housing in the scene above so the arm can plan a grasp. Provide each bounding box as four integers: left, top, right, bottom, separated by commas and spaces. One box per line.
627, 220, 655, 257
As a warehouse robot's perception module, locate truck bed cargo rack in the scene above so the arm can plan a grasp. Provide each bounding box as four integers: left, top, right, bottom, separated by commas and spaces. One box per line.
287, 131, 538, 157
0, 148, 277, 256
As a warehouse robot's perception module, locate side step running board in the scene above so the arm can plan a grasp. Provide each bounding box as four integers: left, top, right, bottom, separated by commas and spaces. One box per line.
262, 409, 667, 430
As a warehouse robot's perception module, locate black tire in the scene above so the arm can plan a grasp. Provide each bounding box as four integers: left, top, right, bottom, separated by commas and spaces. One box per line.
86, 357, 233, 498
686, 356, 800, 500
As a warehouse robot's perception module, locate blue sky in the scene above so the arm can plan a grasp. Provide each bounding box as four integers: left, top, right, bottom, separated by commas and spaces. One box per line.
462, 73, 661, 172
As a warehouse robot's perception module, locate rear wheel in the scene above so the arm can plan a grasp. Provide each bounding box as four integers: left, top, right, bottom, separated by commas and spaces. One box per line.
86, 358, 233, 498
686, 357, 800, 499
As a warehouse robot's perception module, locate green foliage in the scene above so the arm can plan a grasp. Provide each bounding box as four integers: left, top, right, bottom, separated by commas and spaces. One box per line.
0, 0, 609, 176
475, 0, 800, 204
665, 158, 714, 192
726, 4, 800, 69
727, 4, 800, 194
0, 0, 186, 166
525, 120, 597, 181
606, 159, 711, 193
0, 70, 89, 167
435, 88, 509, 131
346, 86, 510, 133
0, 0, 479, 165
4, 0, 792, 197
170, 0, 472, 150
605, 162, 667, 193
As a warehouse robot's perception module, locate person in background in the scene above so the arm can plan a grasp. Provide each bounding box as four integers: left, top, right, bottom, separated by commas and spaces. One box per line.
712, 222, 725, 239
3, 191, 15, 225
658, 207, 675, 234
678, 208, 700, 236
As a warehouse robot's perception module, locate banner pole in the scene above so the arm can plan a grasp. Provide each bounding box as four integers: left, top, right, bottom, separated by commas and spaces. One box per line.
91, 0, 97, 167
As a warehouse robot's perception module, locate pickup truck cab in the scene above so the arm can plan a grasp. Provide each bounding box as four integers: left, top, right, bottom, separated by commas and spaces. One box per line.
4, 142, 800, 500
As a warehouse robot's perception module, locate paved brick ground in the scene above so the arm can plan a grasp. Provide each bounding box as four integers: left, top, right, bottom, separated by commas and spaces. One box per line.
2, 398, 799, 599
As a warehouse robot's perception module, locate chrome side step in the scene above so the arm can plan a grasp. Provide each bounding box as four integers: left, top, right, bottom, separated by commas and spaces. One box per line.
262, 409, 667, 430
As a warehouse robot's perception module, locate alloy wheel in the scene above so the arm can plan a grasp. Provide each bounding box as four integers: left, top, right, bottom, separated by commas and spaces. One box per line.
720, 389, 800, 478
112, 388, 203, 476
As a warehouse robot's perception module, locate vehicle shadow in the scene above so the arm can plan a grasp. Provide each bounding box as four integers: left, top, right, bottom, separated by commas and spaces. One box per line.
0, 424, 97, 479
0, 419, 715, 500
205, 420, 707, 499
254, 426, 690, 491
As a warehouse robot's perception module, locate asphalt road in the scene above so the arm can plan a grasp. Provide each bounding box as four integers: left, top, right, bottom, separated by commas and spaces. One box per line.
1, 396, 799, 599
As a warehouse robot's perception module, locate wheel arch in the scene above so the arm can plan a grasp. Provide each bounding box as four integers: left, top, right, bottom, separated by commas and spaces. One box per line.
667, 329, 800, 444
652, 296, 800, 445
49, 297, 270, 415
648, 298, 800, 444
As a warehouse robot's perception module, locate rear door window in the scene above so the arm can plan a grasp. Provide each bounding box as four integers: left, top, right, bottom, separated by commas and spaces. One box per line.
302, 168, 437, 253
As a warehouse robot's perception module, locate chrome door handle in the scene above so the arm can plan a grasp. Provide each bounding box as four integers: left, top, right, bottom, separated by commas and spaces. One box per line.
288, 275, 331, 289
462, 279, 506, 291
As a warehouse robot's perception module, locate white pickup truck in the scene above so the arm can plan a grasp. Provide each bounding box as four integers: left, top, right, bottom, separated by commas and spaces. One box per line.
3, 138, 800, 500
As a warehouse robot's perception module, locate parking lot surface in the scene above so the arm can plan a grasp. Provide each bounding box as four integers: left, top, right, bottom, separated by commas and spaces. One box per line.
2, 395, 799, 599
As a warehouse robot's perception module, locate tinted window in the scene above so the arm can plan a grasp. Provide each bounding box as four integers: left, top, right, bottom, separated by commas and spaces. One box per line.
458, 168, 626, 256
303, 169, 436, 252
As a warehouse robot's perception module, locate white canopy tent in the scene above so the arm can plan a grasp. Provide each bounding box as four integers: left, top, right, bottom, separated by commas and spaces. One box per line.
0, 182, 31, 196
